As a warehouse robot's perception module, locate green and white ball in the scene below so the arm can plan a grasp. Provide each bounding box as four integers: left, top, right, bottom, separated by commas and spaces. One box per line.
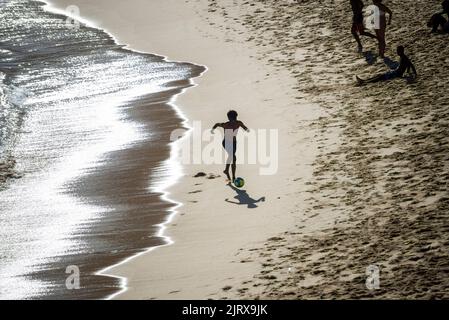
234, 177, 245, 188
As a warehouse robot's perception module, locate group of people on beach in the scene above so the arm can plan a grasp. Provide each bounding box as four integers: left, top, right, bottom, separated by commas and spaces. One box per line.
351, 0, 418, 85
351, 0, 390, 57
352, 0, 449, 56
214, 1, 448, 184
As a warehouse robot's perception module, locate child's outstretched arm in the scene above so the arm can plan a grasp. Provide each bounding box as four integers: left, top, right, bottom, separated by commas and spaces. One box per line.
238, 121, 250, 132
211, 123, 223, 133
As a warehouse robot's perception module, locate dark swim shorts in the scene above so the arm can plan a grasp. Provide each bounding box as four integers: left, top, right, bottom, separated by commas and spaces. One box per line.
353, 13, 364, 24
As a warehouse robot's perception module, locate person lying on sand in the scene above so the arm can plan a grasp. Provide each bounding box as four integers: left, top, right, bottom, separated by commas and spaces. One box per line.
372, 0, 392, 58
211, 110, 249, 183
350, 0, 377, 53
356, 46, 417, 85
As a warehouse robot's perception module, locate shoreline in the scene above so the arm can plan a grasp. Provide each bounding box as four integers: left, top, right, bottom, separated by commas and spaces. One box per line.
96, 86, 207, 301
2, 0, 190, 298
17, 0, 207, 299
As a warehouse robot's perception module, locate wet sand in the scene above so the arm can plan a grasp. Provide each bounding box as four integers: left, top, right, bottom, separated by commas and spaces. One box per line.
27, 81, 205, 299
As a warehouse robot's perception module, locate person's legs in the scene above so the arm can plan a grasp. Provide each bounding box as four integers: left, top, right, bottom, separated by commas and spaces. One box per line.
223, 164, 231, 181
359, 22, 377, 40
375, 28, 386, 58
360, 74, 385, 84
231, 161, 236, 182
222, 140, 232, 181
231, 140, 237, 181
360, 30, 378, 39
357, 71, 397, 85
351, 23, 363, 51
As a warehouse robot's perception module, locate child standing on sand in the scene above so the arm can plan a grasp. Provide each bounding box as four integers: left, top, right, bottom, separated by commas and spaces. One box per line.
211, 110, 249, 183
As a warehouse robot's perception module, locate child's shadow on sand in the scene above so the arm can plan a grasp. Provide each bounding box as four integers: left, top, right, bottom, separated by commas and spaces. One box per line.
225, 184, 265, 209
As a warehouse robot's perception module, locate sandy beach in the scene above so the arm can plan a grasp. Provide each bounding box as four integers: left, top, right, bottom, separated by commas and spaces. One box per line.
42, 0, 449, 300
47, 0, 314, 299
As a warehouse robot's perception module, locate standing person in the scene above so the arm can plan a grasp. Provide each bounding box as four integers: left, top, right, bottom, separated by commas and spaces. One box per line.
211, 110, 249, 184
373, 0, 392, 58
356, 45, 417, 85
350, 0, 377, 53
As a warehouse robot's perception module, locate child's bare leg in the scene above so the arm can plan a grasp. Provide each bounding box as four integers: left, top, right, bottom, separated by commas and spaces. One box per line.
223, 140, 232, 181
351, 24, 363, 51
366, 74, 386, 83
231, 155, 237, 181
357, 74, 385, 85
223, 163, 231, 181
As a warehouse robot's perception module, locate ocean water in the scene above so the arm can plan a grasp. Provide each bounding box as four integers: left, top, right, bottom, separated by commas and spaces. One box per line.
0, 0, 203, 299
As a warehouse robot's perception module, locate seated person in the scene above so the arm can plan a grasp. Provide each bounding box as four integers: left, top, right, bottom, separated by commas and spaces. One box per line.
356, 46, 417, 85
429, 0, 449, 33
428, 13, 449, 33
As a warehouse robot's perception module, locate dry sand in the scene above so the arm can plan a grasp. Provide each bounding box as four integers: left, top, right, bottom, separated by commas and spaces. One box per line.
204, 0, 449, 299
48, 0, 449, 299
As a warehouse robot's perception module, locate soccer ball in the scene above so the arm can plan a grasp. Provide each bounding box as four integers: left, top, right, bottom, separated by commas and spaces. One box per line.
234, 177, 245, 188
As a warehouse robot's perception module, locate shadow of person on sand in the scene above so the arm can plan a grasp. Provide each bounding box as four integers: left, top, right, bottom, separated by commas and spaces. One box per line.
363, 51, 377, 65
383, 56, 400, 70
225, 183, 265, 209
362, 52, 399, 70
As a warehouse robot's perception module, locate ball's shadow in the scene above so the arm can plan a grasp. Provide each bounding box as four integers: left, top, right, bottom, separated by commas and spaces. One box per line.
225, 183, 265, 209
